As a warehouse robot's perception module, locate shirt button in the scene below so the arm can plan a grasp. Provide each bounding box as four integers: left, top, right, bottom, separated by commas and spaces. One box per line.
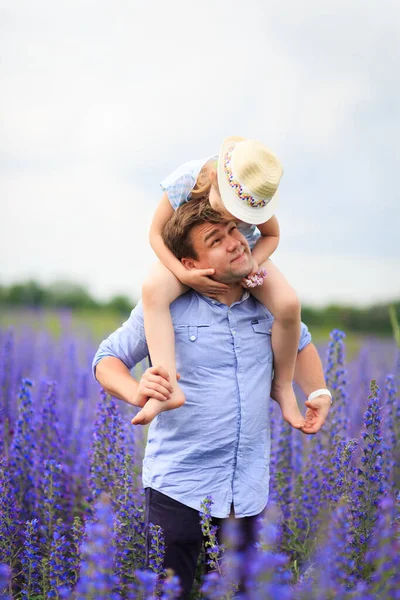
232, 330, 236, 335
190, 335, 196, 341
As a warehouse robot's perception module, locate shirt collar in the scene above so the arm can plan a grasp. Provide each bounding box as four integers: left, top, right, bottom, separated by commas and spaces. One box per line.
194, 290, 250, 307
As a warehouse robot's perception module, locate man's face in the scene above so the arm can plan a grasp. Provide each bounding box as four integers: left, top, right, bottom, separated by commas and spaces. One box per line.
185, 220, 253, 283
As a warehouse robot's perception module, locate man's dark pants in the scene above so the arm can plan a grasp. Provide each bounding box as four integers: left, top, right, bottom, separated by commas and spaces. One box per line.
145, 488, 261, 599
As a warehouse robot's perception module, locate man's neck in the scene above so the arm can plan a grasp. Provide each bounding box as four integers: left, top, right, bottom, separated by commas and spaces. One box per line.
207, 282, 244, 306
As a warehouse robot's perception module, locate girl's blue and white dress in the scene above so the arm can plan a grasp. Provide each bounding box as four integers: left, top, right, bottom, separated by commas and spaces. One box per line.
160, 156, 261, 249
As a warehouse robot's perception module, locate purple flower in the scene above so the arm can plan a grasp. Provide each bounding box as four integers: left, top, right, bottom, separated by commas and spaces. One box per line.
381, 374, 397, 491
0, 328, 16, 455
88, 391, 126, 502
0, 563, 12, 599
324, 329, 350, 456
39, 460, 65, 545
113, 451, 146, 592
75, 494, 120, 599
148, 523, 165, 575
48, 519, 72, 598
365, 494, 400, 597
200, 496, 224, 573
161, 571, 181, 599
69, 515, 84, 589
0, 457, 22, 576
330, 438, 359, 503
134, 569, 158, 598
20, 518, 41, 599
349, 380, 385, 578
269, 417, 293, 519
9, 378, 37, 519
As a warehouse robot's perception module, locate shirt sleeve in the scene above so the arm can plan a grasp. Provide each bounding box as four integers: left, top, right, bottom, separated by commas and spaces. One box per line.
92, 301, 149, 379
298, 321, 312, 352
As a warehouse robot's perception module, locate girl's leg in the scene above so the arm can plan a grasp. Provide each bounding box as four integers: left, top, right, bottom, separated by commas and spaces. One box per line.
250, 260, 304, 429
132, 262, 188, 425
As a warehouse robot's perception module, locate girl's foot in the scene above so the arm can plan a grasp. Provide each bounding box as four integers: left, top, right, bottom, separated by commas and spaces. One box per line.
270, 380, 305, 429
131, 386, 185, 425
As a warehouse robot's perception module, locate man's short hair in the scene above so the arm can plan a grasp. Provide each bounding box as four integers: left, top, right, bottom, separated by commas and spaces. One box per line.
162, 198, 226, 260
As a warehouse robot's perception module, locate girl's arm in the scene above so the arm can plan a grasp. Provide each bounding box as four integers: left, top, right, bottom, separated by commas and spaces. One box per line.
149, 193, 189, 282
250, 215, 280, 267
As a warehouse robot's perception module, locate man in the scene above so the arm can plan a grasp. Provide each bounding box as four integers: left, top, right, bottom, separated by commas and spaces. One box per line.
93, 199, 331, 599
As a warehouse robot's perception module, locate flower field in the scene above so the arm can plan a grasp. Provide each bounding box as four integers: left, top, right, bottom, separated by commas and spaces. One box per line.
0, 314, 399, 599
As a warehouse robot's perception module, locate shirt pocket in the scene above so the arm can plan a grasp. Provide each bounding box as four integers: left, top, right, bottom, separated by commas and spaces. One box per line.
174, 324, 211, 368
251, 319, 273, 364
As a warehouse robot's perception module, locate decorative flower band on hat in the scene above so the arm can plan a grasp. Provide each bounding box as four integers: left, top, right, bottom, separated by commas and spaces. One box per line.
224, 146, 270, 209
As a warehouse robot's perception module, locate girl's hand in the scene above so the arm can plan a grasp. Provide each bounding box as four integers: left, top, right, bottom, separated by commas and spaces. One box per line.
241, 257, 268, 289
181, 268, 230, 297
242, 268, 268, 288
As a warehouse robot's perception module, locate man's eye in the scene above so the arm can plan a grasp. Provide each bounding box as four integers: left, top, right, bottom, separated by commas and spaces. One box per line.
229, 225, 237, 233
212, 239, 220, 245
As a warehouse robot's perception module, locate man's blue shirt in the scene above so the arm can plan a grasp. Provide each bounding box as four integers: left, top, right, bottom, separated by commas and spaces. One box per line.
93, 290, 311, 518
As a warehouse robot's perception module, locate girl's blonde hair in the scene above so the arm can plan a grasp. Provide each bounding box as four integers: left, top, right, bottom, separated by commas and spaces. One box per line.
190, 159, 217, 201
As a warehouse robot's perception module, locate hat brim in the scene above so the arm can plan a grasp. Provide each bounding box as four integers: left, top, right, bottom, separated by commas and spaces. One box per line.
217, 136, 279, 225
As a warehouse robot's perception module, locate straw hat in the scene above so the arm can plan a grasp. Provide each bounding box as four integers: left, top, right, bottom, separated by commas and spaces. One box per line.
217, 136, 283, 225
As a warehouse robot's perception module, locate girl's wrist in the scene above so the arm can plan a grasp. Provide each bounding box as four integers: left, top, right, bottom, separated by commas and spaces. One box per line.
253, 253, 269, 265
176, 268, 191, 287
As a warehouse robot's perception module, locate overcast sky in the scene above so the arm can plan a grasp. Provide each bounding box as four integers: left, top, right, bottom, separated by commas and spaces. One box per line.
1, 0, 399, 307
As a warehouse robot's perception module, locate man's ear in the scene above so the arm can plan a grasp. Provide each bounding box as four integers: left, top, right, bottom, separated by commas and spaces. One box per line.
181, 257, 197, 271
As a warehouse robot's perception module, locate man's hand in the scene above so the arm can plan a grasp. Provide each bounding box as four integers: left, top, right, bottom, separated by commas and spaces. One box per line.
300, 395, 331, 434
136, 365, 174, 408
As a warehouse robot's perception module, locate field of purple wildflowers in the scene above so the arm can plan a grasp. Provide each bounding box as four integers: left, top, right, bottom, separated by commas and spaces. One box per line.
0, 314, 399, 599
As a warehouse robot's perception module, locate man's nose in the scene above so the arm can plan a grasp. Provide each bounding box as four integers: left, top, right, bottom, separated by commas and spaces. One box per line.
226, 236, 241, 252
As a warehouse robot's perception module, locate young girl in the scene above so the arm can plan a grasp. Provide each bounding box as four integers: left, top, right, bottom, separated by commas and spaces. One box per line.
132, 136, 304, 429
